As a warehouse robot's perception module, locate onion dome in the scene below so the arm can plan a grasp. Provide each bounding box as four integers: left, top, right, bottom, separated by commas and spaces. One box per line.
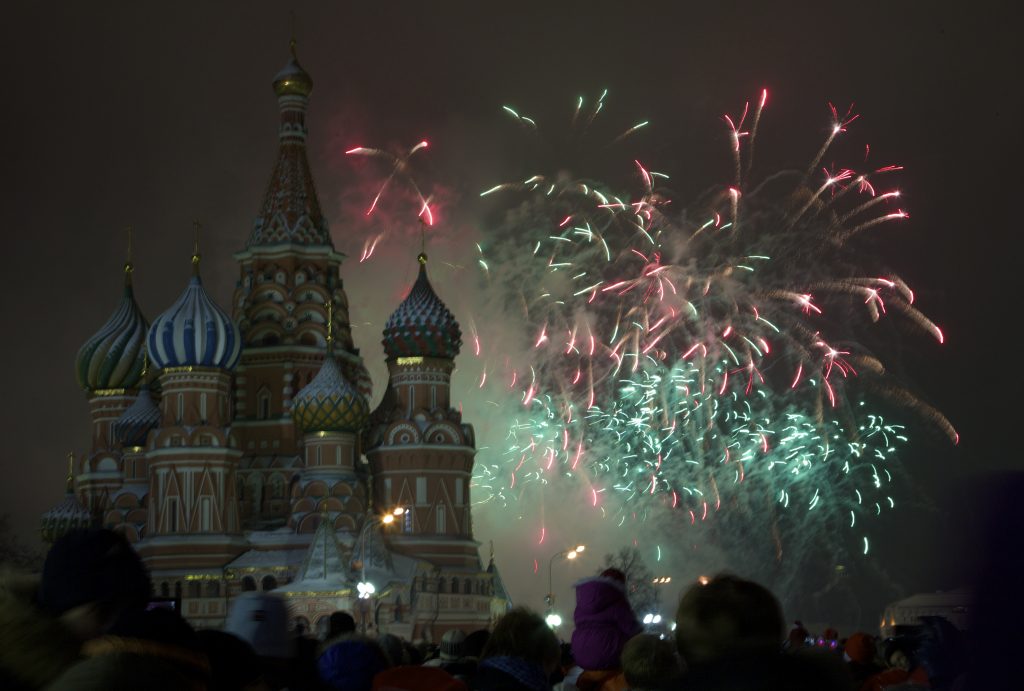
292, 356, 369, 433
112, 384, 160, 447
382, 254, 462, 360
248, 40, 330, 247
41, 455, 93, 543
75, 266, 148, 392
147, 248, 242, 371
273, 40, 313, 97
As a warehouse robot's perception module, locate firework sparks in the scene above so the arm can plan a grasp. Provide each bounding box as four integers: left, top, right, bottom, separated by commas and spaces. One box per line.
346, 140, 431, 216
469, 92, 954, 594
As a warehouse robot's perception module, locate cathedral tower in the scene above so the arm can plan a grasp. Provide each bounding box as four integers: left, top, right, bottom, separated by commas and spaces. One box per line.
136, 238, 248, 584
231, 42, 370, 527
73, 243, 148, 517
365, 251, 479, 570
287, 300, 371, 535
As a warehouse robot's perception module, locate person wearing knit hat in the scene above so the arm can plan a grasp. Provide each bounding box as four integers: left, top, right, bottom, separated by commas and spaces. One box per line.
318, 636, 390, 691
38, 528, 152, 639
424, 629, 466, 667
224, 592, 294, 661
224, 592, 297, 690
570, 569, 642, 672
0, 528, 153, 691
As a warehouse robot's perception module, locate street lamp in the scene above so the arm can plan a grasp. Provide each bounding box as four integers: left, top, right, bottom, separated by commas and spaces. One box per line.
352, 508, 403, 632
357, 581, 376, 634
547, 544, 586, 612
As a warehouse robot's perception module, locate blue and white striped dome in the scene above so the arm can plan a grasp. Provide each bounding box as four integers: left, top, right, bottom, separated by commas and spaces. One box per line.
147, 275, 242, 370
75, 283, 148, 392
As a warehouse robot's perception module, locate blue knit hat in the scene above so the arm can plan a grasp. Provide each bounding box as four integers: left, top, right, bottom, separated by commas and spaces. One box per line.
318, 638, 389, 691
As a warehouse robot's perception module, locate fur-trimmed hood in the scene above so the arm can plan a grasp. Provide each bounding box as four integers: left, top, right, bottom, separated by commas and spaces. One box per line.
570, 576, 641, 671
0, 570, 82, 690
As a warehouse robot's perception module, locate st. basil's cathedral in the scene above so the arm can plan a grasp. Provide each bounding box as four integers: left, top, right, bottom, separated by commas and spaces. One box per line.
39, 42, 510, 639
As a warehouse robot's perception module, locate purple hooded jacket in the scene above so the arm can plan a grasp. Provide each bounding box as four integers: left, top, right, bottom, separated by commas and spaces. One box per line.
570, 576, 642, 670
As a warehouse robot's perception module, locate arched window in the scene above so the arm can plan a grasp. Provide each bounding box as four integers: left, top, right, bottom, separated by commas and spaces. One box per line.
241, 576, 257, 592
257, 387, 271, 420
160, 581, 170, 597
438, 578, 446, 594
174, 582, 182, 600
464, 578, 472, 595
261, 575, 278, 591
187, 581, 201, 598
269, 474, 285, 499
205, 581, 220, 598
394, 595, 403, 622
451, 577, 459, 594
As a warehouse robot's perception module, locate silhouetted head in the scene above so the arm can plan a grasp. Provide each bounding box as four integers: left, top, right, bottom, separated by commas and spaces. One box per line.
328, 611, 356, 639
674, 574, 784, 665
38, 528, 151, 640
622, 633, 685, 690
482, 607, 561, 676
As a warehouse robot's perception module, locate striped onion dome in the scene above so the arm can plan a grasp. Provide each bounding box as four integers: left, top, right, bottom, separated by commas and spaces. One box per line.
112, 385, 161, 447
147, 275, 241, 370
75, 281, 148, 392
292, 356, 369, 433
382, 255, 462, 360
41, 494, 92, 543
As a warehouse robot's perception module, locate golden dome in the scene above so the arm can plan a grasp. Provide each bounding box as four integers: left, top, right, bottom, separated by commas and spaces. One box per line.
273, 41, 313, 98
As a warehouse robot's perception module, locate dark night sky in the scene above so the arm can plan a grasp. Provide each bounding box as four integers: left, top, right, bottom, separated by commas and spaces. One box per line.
1, 1, 1018, 624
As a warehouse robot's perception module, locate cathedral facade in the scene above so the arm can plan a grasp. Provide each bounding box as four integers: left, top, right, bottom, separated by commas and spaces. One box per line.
41, 44, 509, 640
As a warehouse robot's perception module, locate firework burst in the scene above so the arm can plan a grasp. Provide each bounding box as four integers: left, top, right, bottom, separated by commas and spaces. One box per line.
346, 139, 434, 222
469, 91, 954, 591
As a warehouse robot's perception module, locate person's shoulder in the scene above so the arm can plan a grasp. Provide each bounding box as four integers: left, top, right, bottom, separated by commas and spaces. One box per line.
0, 571, 81, 689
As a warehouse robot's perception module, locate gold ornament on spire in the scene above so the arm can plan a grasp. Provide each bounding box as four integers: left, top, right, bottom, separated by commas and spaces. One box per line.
66, 452, 75, 494
418, 215, 428, 265
124, 226, 134, 285
192, 221, 202, 275
324, 297, 335, 352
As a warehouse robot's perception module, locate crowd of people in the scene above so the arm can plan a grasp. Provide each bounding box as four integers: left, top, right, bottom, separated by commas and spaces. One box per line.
0, 529, 983, 690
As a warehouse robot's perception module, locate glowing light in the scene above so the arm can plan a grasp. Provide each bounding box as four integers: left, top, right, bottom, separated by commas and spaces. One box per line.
464, 91, 954, 603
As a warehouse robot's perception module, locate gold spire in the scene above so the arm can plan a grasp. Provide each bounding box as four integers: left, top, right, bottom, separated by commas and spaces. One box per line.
124, 226, 134, 286
324, 298, 334, 352
66, 452, 75, 494
191, 221, 202, 275
418, 216, 428, 265
290, 10, 298, 58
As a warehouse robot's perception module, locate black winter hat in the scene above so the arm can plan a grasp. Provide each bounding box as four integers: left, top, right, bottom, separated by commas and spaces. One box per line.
38, 528, 151, 615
